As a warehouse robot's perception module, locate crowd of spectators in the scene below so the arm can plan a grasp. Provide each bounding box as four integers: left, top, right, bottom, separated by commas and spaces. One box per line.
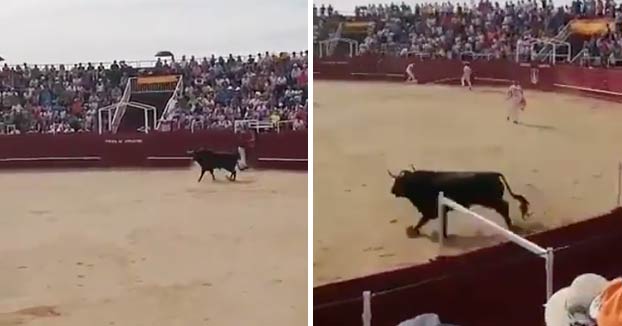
0, 62, 131, 134
156, 52, 308, 133
314, 0, 622, 65
0, 51, 308, 135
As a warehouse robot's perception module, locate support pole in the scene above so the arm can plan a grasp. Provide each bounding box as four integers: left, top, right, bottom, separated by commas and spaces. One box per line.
144, 109, 149, 134
108, 108, 112, 132
438, 192, 445, 246
545, 247, 554, 300
617, 162, 621, 207
98, 110, 102, 135
362, 291, 371, 326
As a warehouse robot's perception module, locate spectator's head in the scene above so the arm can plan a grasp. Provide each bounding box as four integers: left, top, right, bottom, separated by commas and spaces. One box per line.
545, 273, 609, 326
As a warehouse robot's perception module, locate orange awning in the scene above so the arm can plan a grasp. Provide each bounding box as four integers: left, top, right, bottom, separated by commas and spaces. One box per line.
137, 75, 178, 85
569, 18, 615, 36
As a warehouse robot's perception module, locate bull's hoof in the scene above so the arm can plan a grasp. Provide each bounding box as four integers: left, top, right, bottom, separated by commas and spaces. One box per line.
406, 226, 421, 238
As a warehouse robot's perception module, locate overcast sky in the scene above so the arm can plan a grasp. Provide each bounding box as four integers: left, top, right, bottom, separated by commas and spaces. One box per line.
0, 0, 308, 65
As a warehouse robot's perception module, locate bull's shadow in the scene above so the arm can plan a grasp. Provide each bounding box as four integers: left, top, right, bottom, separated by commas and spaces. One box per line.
517, 121, 556, 131
406, 221, 547, 251
209, 178, 255, 185
408, 228, 501, 251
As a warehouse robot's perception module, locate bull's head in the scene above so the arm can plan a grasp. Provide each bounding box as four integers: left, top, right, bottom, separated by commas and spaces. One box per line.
186, 149, 200, 161
388, 169, 408, 197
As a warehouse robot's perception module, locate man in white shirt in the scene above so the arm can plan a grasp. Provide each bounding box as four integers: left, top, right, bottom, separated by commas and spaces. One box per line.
405, 62, 417, 83
506, 81, 526, 124
461, 63, 472, 90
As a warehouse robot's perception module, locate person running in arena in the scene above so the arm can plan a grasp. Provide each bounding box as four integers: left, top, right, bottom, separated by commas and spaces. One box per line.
506, 81, 526, 124
405, 62, 417, 83
461, 62, 472, 90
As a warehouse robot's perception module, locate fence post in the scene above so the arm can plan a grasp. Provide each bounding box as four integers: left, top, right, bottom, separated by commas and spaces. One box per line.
617, 162, 621, 207
545, 247, 554, 300
362, 291, 371, 326
438, 192, 445, 246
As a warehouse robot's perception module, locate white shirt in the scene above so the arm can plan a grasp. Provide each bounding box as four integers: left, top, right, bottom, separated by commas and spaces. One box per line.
508, 85, 524, 102
463, 65, 472, 77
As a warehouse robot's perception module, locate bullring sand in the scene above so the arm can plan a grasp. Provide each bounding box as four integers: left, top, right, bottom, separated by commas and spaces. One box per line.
314, 81, 622, 285
0, 169, 306, 325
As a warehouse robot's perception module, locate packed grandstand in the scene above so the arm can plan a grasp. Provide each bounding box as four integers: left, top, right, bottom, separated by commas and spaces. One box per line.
314, 0, 622, 66
0, 51, 308, 135
314, 2, 622, 326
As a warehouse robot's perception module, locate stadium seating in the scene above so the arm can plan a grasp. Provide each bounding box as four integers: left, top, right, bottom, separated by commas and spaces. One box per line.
313, 1, 622, 66
0, 52, 308, 135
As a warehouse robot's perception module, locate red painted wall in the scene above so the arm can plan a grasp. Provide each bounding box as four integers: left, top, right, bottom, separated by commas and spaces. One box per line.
313, 56, 622, 326
315, 55, 622, 98
314, 209, 622, 326
0, 130, 307, 170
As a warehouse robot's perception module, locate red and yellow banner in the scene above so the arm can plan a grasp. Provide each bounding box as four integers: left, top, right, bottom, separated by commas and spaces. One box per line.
136, 75, 178, 85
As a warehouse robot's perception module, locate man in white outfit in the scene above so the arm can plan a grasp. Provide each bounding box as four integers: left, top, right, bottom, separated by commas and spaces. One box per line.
405, 62, 417, 83
506, 81, 525, 124
461, 63, 472, 90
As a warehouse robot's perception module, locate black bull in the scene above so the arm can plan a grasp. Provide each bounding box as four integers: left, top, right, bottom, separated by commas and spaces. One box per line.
188, 148, 247, 182
388, 166, 530, 237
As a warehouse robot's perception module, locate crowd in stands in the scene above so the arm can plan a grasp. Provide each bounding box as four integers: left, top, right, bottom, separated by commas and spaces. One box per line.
0, 51, 308, 135
313, 0, 622, 65
156, 52, 308, 133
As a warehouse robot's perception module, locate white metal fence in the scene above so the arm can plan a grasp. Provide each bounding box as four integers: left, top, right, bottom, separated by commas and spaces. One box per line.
361, 192, 555, 326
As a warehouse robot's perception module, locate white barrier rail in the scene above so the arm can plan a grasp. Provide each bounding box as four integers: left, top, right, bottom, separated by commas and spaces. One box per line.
438, 192, 553, 300
361, 192, 554, 326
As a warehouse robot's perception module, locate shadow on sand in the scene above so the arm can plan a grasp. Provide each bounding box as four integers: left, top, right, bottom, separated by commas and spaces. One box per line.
517, 121, 557, 131
405, 219, 548, 251
211, 178, 256, 185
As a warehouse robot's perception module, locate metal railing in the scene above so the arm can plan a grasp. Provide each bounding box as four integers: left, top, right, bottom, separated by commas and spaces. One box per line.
157, 77, 183, 131
437, 192, 554, 300
327, 22, 345, 57
233, 119, 302, 133
110, 79, 133, 133
360, 192, 554, 326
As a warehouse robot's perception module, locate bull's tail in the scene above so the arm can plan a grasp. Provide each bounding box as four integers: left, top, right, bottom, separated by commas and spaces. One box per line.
498, 173, 530, 220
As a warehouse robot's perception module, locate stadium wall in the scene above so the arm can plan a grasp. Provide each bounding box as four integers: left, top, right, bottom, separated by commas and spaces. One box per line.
314, 55, 622, 326
314, 208, 622, 326
0, 131, 307, 170
314, 55, 622, 99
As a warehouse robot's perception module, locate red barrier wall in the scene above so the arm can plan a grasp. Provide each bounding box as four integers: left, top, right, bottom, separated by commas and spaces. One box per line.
315, 55, 622, 99
314, 209, 622, 326
0, 130, 307, 170
314, 56, 622, 325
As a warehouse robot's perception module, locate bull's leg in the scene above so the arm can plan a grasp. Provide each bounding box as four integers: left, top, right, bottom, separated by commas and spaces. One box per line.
488, 199, 513, 230
209, 169, 216, 181
407, 216, 431, 237
198, 170, 206, 183
229, 170, 237, 181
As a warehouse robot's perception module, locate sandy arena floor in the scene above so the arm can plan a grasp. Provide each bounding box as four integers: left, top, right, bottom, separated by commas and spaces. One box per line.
314, 81, 622, 285
0, 168, 306, 325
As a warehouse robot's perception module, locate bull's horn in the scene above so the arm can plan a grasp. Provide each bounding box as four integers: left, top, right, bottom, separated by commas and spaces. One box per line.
387, 170, 398, 178
410, 164, 416, 171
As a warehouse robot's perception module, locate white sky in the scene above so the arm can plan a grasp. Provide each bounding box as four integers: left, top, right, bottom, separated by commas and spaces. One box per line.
0, 0, 308, 65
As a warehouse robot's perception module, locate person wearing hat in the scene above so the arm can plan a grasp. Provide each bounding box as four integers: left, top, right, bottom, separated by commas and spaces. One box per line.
545, 273, 615, 326
590, 278, 622, 326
